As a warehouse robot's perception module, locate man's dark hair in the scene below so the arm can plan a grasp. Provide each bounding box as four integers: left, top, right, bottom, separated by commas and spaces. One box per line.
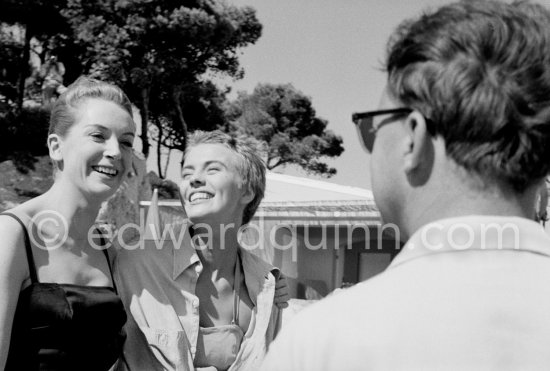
386, 0, 550, 192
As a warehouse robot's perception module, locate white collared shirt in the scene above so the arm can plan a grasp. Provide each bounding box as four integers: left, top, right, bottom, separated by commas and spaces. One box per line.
113, 223, 282, 371
262, 216, 550, 371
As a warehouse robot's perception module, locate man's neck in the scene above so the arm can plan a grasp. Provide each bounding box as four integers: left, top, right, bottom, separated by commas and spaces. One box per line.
401, 166, 539, 240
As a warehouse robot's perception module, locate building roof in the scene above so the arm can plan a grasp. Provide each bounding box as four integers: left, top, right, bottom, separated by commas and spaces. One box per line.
264, 172, 373, 202
257, 172, 379, 225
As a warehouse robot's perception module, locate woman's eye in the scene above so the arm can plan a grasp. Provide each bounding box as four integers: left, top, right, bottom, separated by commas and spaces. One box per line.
91, 133, 105, 141
120, 141, 133, 148
207, 167, 220, 173
182, 173, 191, 180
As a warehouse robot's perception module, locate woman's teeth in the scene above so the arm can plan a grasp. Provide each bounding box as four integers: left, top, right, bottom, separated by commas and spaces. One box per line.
190, 192, 213, 202
93, 166, 118, 176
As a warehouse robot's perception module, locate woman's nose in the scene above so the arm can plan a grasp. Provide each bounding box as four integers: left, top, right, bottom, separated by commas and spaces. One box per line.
105, 137, 122, 160
189, 172, 205, 187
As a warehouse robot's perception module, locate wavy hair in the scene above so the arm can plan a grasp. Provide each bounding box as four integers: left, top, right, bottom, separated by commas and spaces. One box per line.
386, 0, 550, 192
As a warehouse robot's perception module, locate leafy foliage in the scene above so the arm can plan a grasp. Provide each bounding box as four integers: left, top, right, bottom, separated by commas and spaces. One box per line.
0, 105, 49, 163
62, 0, 262, 157
0, 0, 76, 109
0, 0, 262, 169
146, 171, 180, 200
0, 28, 22, 109
0, 1, 346, 181
153, 80, 229, 152
227, 83, 344, 177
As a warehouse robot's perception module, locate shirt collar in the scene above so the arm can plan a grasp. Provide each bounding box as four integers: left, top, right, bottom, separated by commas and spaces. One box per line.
390, 215, 550, 269
240, 248, 279, 307
172, 222, 199, 280
170, 223, 279, 295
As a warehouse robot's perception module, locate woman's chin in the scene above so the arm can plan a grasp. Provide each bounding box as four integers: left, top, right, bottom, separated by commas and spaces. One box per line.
87, 183, 119, 202
186, 214, 209, 225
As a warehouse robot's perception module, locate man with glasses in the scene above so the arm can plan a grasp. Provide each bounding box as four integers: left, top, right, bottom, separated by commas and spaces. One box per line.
261, 1, 550, 370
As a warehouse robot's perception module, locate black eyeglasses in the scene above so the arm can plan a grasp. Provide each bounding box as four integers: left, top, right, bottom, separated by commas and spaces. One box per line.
352, 108, 413, 153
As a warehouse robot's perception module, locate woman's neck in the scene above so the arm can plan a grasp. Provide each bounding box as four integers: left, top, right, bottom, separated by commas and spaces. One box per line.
40, 182, 103, 242
193, 225, 240, 277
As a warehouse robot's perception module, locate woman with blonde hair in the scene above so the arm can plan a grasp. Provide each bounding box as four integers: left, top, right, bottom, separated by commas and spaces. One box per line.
0, 77, 135, 370
115, 130, 287, 371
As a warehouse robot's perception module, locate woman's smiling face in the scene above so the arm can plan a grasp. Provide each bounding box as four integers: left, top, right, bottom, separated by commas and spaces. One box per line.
180, 143, 252, 226
54, 98, 135, 200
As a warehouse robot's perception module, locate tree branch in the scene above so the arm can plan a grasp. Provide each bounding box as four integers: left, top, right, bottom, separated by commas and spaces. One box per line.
268, 158, 289, 170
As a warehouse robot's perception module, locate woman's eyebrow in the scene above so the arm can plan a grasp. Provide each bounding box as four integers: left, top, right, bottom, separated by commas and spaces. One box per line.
84, 124, 135, 138
204, 160, 226, 167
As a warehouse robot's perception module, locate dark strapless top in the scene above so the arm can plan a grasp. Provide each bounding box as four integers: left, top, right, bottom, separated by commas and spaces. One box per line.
3, 212, 127, 371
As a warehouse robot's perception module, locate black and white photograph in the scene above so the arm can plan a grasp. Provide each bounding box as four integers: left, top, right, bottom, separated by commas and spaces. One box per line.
0, 0, 550, 370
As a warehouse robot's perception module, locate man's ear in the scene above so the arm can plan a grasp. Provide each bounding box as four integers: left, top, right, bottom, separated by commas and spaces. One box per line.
47, 134, 63, 162
402, 111, 434, 184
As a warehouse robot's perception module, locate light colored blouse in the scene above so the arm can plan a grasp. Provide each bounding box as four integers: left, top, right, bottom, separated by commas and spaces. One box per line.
113, 223, 282, 371
193, 253, 245, 371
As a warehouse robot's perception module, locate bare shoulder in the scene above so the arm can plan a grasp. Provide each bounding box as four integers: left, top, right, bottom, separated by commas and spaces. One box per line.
0, 200, 40, 242
0, 210, 31, 284
0, 210, 28, 245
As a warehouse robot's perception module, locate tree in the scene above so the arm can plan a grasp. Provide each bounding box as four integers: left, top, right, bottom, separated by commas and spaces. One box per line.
0, 0, 261, 176
63, 0, 262, 158
0, 25, 22, 110
227, 83, 344, 177
0, 0, 72, 111
151, 79, 230, 173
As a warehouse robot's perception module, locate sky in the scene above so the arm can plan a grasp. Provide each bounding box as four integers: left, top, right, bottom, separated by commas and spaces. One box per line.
226, 0, 454, 189
154, 0, 549, 190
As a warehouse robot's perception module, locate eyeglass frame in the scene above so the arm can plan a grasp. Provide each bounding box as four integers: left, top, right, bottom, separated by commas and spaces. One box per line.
351, 108, 415, 153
